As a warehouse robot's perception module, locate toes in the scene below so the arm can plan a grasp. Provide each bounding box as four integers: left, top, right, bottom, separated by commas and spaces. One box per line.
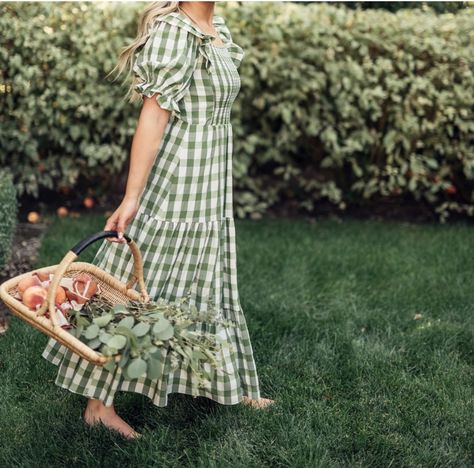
83, 411, 100, 427
240, 396, 276, 409
123, 430, 142, 440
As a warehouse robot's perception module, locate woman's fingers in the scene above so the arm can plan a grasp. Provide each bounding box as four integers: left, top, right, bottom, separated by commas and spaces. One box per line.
116, 216, 128, 243
103, 201, 137, 244
104, 212, 121, 243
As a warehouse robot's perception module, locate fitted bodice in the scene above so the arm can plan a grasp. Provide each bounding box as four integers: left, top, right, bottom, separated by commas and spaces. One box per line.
180, 44, 242, 126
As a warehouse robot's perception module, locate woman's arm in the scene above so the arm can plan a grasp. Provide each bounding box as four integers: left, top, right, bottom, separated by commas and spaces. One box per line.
104, 95, 170, 243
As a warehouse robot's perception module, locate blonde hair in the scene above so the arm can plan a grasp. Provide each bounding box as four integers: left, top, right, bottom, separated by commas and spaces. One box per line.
107, 1, 183, 103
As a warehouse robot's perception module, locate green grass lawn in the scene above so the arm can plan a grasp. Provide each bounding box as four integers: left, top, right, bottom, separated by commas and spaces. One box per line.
1, 214, 474, 466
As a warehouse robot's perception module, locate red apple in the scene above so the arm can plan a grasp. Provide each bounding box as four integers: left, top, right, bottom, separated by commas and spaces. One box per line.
56, 206, 69, 217
83, 197, 94, 209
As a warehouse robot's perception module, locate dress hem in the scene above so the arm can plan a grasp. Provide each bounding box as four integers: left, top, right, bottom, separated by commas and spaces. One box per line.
135, 213, 235, 224
41, 349, 261, 408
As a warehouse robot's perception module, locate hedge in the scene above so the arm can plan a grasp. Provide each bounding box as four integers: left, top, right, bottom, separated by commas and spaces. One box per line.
344, 2, 469, 14
1, 2, 473, 221
0, 170, 18, 270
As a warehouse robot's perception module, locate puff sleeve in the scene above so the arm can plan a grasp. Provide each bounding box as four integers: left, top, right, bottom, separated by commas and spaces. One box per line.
132, 20, 197, 116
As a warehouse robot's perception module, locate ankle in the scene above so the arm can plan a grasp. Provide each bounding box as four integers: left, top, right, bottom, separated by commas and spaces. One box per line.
85, 399, 116, 417
86, 398, 104, 410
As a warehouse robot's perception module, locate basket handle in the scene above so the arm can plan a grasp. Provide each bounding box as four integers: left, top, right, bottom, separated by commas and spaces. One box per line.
37, 230, 150, 326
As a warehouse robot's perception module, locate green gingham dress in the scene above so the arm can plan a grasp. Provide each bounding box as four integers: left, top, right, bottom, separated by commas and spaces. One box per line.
41, 11, 262, 407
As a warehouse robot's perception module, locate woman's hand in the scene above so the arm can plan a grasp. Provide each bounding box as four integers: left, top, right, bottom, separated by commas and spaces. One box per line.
104, 196, 140, 243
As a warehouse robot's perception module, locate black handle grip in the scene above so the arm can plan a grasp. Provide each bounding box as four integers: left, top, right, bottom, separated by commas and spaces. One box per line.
71, 230, 132, 255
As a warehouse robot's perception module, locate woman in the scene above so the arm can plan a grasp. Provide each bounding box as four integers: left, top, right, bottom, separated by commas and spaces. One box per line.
41, 1, 274, 439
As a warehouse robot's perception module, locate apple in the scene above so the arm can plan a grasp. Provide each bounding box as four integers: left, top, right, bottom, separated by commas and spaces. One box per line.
83, 197, 94, 209
27, 211, 40, 224
64, 273, 98, 305
56, 206, 69, 217
33, 271, 51, 282
22, 285, 48, 310
74, 273, 98, 297
54, 285, 67, 305
18, 275, 41, 295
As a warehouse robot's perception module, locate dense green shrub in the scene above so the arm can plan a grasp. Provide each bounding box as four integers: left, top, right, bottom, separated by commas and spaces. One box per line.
231, 2, 474, 221
0, 2, 139, 197
341, 1, 469, 14
1, 2, 473, 221
0, 170, 18, 270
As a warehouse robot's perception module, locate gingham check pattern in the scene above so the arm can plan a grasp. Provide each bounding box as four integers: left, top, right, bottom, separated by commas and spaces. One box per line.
42, 11, 261, 407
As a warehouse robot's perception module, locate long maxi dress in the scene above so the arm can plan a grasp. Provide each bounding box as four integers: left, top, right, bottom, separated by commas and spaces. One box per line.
41, 11, 262, 407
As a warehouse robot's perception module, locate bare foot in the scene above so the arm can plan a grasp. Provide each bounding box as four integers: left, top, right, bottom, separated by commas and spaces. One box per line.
240, 396, 275, 409
83, 399, 142, 440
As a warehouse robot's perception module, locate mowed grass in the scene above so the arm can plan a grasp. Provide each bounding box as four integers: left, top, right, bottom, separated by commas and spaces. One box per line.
1, 214, 474, 467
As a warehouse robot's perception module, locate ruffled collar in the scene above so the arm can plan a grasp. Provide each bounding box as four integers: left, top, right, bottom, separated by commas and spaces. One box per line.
157, 11, 244, 73
160, 11, 226, 42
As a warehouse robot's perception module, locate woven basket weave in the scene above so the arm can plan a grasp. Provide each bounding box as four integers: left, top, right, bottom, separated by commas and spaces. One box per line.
0, 230, 150, 366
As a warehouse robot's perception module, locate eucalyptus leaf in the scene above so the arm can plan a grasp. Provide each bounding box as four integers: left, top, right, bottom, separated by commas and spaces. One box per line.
101, 345, 113, 356
112, 304, 128, 314
138, 335, 152, 350
153, 318, 171, 334
154, 324, 174, 341
70, 326, 82, 338
193, 350, 208, 361
76, 316, 90, 327
99, 332, 113, 344
87, 337, 102, 350
126, 358, 147, 380
103, 360, 116, 373
93, 313, 114, 327
150, 348, 164, 360
146, 356, 163, 380
114, 326, 139, 349
114, 325, 135, 337
107, 334, 127, 350
132, 321, 150, 337
117, 316, 135, 329
118, 349, 130, 368
84, 324, 100, 340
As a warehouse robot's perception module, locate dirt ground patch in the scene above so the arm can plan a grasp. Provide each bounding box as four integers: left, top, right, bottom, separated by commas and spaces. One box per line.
0, 222, 48, 333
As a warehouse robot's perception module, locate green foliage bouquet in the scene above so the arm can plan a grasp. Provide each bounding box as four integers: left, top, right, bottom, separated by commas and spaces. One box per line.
67, 293, 235, 394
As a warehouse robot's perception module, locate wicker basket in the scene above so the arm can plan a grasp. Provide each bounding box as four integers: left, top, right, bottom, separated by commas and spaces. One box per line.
0, 230, 150, 366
